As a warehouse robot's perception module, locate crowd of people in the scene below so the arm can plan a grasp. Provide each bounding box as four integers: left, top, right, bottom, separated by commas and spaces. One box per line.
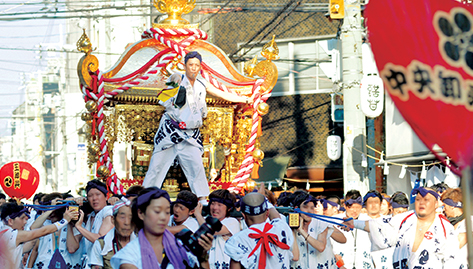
0, 180, 469, 269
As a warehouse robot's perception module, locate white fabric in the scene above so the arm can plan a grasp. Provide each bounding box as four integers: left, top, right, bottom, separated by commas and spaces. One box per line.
290, 219, 336, 269
82, 205, 113, 269
443, 167, 460, 188
454, 217, 473, 269
89, 227, 137, 267
161, 75, 207, 131
410, 171, 423, 189
169, 215, 200, 233
143, 73, 210, 198
1, 226, 23, 268
209, 217, 240, 269
425, 166, 446, 187
331, 213, 374, 269
371, 247, 394, 269
143, 140, 210, 198
225, 218, 294, 269
32, 219, 78, 269
24, 210, 37, 231
367, 210, 460, 268
110, 236, 199, 269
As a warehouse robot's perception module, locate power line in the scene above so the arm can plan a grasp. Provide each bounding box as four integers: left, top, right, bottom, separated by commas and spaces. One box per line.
228, 0, 298, 60
0, 46, 122, 55
234, 0, 303, 63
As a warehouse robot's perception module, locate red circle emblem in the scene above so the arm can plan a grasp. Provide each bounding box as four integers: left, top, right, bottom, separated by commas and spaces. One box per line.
179, 122, 186, 129
424, 231, 433, 240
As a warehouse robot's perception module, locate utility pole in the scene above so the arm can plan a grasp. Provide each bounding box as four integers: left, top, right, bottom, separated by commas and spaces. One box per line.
60, 24, 68, 190
341, 0, 369, 194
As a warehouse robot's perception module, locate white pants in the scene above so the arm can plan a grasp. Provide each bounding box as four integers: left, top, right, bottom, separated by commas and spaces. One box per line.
143, 141, 210, 198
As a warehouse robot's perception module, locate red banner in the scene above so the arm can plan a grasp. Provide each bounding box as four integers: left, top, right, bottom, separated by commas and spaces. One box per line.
365, 0, 473, 174
0, 162, 40, 199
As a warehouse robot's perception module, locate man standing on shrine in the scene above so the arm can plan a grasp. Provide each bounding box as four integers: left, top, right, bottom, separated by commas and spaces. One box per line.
143, 51, 249, 204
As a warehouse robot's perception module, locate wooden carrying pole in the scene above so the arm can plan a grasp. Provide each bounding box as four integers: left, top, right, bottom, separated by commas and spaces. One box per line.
461, 165, 473, 267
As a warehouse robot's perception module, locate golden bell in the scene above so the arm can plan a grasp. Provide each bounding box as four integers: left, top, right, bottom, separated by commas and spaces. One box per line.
97, 165, 110, 178
257, 102, 269, 116
85, 100, 97, 113
88, 143, 101, 155
252, 148, 265, 161
81, 112, 92, 121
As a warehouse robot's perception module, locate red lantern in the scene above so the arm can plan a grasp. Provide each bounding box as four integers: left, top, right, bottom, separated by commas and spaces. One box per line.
0, 162, 40, 200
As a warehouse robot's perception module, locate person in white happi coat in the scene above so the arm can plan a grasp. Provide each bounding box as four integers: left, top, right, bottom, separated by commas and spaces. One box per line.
332, 190, 374, 269
440, 187, 469, 269
201, 189, 240, 269
89, 199, 137, 269
323, 196, 342, 217
390, 192, 410, 217
67, 180, 114, 269
143, 51, 249, 204
363, 190, 383, 220
225, 192, 294, 269
343, 187, 460, 269
290, 192, 346, 269
28, 193, 81, 269
0, 202, 75, 268
167, 190, 200, 234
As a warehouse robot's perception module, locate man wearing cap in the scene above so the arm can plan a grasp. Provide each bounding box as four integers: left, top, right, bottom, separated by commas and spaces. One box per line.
89, 198, 136, 269
343, 187, 460, 268
224, 192, 294, 269
331, 189, 373, 269
0, 202, 75, 268
67, 179, 114, 269
143, 51, 249, 205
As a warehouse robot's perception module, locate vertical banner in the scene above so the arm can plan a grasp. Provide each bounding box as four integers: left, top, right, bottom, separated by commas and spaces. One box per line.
365, 0, 473, 266
365, 0, 473, 174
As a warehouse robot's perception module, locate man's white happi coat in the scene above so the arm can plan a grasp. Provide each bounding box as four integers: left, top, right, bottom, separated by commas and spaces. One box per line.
0, 226, 24, 268
143, 74, 210, 198
33, 220, 79, 269
367, 210, 459, 268
74, 205, 113, 269
224, 218, 294, 269
332, 213, 374, 269
209, 217, 240, 269
290, 219, 337, 269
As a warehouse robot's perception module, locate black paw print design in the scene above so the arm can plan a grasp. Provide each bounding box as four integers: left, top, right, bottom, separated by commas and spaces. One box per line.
436, 9, 473, 73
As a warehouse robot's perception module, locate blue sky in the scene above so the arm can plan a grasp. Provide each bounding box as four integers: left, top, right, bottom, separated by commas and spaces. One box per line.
0, 2, 63, 136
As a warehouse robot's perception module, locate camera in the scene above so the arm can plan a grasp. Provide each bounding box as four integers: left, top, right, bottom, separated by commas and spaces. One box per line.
175, 216, 223, 257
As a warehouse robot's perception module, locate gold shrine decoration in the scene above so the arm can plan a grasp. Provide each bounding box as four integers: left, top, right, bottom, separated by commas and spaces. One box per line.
153, 0, 196, 25
114, 105, 165, 143
244, 36, 279, 95
77, 29, 98, 88
200, 107, 234, 147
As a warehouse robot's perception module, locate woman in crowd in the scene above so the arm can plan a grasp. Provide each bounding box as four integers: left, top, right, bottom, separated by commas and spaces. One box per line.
110, 187, 213, 269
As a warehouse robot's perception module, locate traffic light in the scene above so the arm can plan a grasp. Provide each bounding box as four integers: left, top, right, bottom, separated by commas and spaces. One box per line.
329, 0, 345, 19
331, 93, 344, 123
331, 105, 344, 122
